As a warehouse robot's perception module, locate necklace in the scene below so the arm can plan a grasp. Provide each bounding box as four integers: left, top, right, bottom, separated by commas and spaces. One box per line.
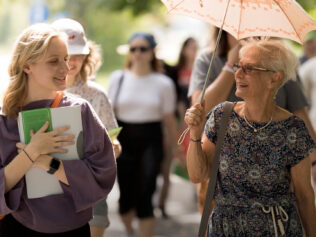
243, 109, 274, 133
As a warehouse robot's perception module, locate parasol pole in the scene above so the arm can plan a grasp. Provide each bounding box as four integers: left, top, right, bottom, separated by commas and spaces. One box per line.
199, 23, 226, 103
178, 0, 232, 145
197, 2, 232, 237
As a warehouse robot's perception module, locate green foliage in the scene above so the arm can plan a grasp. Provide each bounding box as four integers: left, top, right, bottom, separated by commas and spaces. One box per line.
45, 0, 164, 73
102, 0, 160, 15
309, 8, 316, 20
0, 1, 29, 50
83, 8, 131, 73
1, 0, 315, 74
296, 0, 316, 13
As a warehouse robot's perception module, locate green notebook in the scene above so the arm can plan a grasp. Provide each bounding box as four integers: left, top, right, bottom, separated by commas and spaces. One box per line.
19, 108, 53, 144
108, 127, 123, 142
17, 105, 83, 199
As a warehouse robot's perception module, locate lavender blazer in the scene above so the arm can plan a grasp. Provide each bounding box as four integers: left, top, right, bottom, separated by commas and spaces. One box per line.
0, 94, 116, 233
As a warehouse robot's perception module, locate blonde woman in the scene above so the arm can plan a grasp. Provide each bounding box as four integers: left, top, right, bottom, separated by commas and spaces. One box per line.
186, 40, 316, 236
0, 23, 116, 236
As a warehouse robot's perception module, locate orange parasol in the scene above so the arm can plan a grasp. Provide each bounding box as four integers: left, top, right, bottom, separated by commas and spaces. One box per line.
161, 0, 316, 101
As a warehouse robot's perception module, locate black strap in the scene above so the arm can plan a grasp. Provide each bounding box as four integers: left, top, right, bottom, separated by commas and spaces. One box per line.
113, 71, 125, 115
198, 101, 234, 237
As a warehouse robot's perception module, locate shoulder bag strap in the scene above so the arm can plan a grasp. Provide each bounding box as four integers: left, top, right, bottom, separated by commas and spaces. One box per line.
51, 91, 64, 108
113, 71, 125, 115
198, 101, 234, 237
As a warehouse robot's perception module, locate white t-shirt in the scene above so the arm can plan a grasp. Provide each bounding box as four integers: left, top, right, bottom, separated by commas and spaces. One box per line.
108, 70, 176, 123
299, 57, 316, 129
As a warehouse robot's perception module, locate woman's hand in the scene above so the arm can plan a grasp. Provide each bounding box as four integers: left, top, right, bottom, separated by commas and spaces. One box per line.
32, 154, 52, 171
14, 145, 52, 171
113, 139, 122, 158
32, 155, 69, 185
184, 101, 206, 139
25, 121, 75, 160
16, 142, 26, 154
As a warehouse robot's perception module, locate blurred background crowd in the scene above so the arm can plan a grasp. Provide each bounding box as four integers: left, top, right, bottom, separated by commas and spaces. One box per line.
0, 0, 316, 236
0, 0, 315, 93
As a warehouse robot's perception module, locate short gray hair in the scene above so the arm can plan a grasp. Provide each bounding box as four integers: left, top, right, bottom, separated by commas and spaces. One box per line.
239, 39, 298, 87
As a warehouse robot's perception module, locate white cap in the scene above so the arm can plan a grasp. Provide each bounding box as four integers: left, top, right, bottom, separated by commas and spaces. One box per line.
52, 18, 90, 55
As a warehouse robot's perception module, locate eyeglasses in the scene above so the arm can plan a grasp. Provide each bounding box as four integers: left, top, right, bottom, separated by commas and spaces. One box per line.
129, 46, 151, 53
232, 63, 276, 74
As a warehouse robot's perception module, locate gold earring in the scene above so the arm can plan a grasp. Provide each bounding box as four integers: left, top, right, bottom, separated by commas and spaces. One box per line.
199, 0, 203, 7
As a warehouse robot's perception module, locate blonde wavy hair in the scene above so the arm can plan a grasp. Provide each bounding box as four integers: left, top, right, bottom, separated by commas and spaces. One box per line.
2, 23, 64, 119
239, 39, 298, 87
78, 40, 102, 82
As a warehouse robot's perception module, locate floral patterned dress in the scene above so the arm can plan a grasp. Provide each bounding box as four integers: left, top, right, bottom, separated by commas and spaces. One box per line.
204, 103, 315, 236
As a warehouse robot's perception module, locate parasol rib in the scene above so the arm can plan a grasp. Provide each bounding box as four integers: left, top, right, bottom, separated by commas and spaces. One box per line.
167, 0, 185, 13
237, 0, 243, 41
272, 0, 302, 43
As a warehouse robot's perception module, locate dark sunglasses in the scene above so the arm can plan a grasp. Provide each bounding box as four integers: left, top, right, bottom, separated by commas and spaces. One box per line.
233, 63, 276, 74
129, 46, 151, 53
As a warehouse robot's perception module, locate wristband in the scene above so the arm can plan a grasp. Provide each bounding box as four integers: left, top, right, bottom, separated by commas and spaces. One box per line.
222, 64, 234, 74
312, 160, 316, 167
225, 62, 234, 67
190, 138, 203, 144
23, 149, 34, 163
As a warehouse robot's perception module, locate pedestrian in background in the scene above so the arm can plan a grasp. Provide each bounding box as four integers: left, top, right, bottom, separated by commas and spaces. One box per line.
0, 23, 116, 236
165, 37, 199, 121
108, 32, 178, 237
299, 30, 316, 65
160, 37, 199, 218
52, 18, 122, 237
186, 39, 316, 236
299, 55, 316, 189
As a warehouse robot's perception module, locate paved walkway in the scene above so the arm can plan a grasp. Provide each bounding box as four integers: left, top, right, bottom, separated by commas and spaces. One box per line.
105, 175, 201, 237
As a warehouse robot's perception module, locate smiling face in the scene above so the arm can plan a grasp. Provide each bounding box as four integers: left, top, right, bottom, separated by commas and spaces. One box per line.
24, 36, 69, 98
235, 46, 276, 100
67, 55, 86, 78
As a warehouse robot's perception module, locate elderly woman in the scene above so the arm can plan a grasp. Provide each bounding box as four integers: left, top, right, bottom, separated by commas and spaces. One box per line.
185, 40, 316, 236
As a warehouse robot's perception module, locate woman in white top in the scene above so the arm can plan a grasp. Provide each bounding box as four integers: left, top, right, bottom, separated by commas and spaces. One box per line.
108, 32, 178, 237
